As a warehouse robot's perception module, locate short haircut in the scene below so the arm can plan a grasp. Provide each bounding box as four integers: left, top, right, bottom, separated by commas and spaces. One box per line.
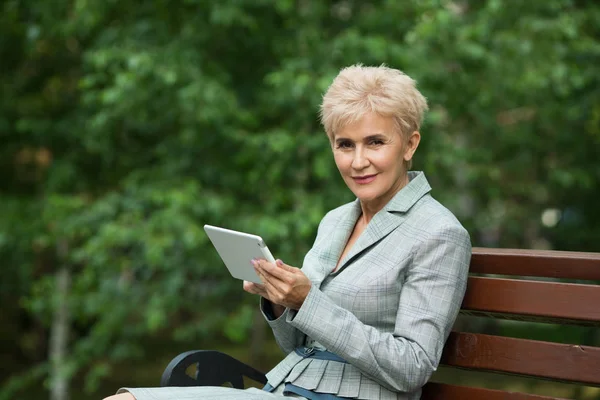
320, 64, 428, 142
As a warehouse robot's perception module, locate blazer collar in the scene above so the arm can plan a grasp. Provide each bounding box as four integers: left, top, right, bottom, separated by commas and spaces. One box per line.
321, 171, 432, 276
383, 171, 432, 213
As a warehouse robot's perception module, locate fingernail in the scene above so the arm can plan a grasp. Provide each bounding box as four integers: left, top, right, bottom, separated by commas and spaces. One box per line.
276, 259, 283, 266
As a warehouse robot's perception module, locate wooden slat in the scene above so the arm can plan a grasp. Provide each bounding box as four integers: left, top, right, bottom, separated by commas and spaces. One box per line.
422, 382, 565, 400
440, 332, 600, 385
462, 276, 600, 323
470, 247, 600, 280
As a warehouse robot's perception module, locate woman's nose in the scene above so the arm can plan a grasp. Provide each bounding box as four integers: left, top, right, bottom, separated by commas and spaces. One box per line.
351, 151, 369, 169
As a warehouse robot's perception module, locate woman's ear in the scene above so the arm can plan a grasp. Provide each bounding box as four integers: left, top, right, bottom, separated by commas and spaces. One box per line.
403, 131, 421, 162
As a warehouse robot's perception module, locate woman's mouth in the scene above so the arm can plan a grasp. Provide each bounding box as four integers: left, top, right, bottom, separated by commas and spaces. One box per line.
352, 174, 377, 184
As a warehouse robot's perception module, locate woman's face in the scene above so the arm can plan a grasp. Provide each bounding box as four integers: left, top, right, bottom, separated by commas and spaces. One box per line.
332, 112, 419, 212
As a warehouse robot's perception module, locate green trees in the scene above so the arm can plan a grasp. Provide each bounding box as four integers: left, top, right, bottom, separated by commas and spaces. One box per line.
1, 1, 598, 398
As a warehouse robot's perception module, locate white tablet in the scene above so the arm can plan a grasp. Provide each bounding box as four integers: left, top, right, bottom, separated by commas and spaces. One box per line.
204, 225, 276, 284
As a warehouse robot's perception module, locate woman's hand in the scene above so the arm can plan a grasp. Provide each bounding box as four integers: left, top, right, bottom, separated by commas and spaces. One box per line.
243, 279, 286, 318
242, 280, 268, 298
249, 259, 311, 310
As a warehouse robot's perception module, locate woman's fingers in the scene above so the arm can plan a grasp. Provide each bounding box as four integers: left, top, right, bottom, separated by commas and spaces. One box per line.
252, 260, 285, 300
254, 259, 292, 296
254, 259, 292, 282
242, 280, 255, 292
252, 259, 311, 310
275, 259, 297, 272
243, 280, 267, 297
253, 260, 273, 286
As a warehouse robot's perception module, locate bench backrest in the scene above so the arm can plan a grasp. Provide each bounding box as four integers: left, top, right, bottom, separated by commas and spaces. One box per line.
422, 247, 600, 400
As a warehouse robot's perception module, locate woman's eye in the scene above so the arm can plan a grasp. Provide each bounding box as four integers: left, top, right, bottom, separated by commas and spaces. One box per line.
369, 139, 384, 146
336, 141, 353, 149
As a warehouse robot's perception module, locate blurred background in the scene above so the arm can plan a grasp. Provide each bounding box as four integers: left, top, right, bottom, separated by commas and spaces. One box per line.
1, 0, 599, 399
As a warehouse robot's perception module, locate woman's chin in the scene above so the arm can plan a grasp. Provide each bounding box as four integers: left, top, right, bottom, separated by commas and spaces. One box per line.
347, 179, 391, 204
353, 190, 380, 204
352, 185, 396, 208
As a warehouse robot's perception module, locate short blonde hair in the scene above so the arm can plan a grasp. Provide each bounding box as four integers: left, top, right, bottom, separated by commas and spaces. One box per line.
320, 64, 428, 141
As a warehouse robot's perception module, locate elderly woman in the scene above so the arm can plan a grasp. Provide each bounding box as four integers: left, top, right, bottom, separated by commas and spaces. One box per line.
106, 65, 471, 400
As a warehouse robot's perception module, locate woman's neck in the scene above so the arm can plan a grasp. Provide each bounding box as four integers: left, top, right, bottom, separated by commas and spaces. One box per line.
359, 174, 409, 224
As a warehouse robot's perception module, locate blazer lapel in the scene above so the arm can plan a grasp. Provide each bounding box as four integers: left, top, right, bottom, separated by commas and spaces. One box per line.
315, 200, 362, 277
334, 171, 432, 274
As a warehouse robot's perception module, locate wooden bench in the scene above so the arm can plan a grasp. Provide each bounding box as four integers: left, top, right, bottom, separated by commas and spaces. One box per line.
161, 248, 600, 399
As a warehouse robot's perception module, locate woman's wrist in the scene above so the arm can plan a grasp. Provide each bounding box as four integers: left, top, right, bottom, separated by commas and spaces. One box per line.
271, 302, 286, 318
262, 297, 286, 320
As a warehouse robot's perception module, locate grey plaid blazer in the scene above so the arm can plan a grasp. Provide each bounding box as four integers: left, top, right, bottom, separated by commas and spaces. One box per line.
261, 172, 471, 400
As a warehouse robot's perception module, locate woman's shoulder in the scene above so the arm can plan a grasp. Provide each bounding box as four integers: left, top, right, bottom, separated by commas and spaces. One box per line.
410, 194, 469, 238
316, 200, 357, 231
324, 200, 357, 220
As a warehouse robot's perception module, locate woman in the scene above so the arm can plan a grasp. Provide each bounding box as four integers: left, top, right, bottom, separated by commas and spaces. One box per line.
106, 65, 471, 400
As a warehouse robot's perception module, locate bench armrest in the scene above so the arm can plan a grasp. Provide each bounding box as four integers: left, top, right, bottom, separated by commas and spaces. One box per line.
160, 350, 268, 389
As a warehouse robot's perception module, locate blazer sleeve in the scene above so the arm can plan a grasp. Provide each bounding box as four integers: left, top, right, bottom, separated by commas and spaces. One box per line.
286, 223, 471, 393
259, 213, 333, 354
260, 297, 305, 354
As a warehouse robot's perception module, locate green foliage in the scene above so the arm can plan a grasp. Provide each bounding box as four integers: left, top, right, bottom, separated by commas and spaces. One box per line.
1, 0, 599, 397
224, 304, 254, 344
